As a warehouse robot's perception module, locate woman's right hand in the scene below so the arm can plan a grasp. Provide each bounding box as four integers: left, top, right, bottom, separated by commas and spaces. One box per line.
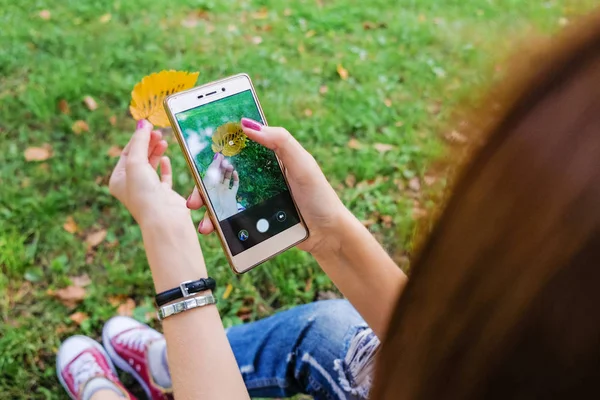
186, 117, 349, 256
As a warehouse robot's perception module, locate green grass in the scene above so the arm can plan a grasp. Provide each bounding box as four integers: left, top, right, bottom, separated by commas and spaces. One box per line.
0, 0, 596, 398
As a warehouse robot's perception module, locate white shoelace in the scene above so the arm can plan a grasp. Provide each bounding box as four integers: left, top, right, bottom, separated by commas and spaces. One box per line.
69, 352, 104, 393
115, 328, 161, 352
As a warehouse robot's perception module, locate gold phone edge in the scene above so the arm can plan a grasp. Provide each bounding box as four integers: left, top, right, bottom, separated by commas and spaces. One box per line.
163, 73, 309, 274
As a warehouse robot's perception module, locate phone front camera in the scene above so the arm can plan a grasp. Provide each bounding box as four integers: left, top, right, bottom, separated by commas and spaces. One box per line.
222, 87, 226, 92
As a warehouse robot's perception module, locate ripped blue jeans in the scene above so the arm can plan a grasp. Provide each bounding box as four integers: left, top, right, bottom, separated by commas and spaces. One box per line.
226, 299, 379, 400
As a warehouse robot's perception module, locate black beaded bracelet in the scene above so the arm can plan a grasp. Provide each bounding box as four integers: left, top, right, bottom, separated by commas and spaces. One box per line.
155, 277, 216, 307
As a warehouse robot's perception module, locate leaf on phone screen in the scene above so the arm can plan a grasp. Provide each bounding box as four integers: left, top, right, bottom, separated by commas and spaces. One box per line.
130, 70, 199, 127
212, 122, 247, 156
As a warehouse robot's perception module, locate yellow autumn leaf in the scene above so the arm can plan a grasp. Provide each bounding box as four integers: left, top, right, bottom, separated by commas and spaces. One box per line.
130, 70, 199, 127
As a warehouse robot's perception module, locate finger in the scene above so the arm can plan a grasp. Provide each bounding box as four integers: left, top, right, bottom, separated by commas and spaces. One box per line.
232, 170, 239, 189
127, 119, 153, 166
148, 130, 163, 158
186, 186, 205, 210
160, 156, 172, 188
115, 122, 153, 172
150, 140, 168, 170
209, 152, 223, 170
241, 118, 316, 181
223, 164, 234, 182
198, 212, 216, 235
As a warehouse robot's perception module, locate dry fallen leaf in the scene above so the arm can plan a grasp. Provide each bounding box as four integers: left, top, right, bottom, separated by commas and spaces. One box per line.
39, 10, 51, 20
63, 216, 78, 234
85, 229, 107, 249
181, 10, 210, 28
223, 283, 233, 300
345, 174, 356, 188
83, 96, 98, 111
384, 98, 393, 107
283, 8, 292, 16
50, 286, 86, 307
109, 115, 117, 126
99, 13, 111, 23
305, 30, 316, 38
24, 145, 52, 162
117, 298, 136, 316
251, 36, 263, 45
58, 99, 71, 115
304, 109, 313, 117
108, 295, 127, 307
106, 145, 122, 158
395, 121, 405, 127
347, 138, 362, 150
72, 120, 89, 135
381, 215, 393, 227
319, 85, 328, 95
374, 143, 394, 153
408, 177, 421, 192
70, 274, 91, 288
337, 64, 349, 80
69, 312, 89, 325
251, 8, 269, 20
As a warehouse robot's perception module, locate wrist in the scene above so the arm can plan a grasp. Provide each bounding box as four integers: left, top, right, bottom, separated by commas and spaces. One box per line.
140, 217, 208, 293
310, 206, 356, 260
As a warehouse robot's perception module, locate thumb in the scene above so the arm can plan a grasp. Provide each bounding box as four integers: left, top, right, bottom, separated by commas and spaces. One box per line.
241, 118, 316, 180
127, 119, 153, 165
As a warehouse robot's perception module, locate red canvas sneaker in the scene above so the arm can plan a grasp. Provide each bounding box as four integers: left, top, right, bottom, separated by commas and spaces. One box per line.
103, 316, 172, 400
57, 335, 135, 400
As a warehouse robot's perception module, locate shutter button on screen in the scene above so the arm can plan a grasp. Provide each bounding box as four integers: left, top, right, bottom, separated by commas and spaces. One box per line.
276, 211, 287, 222
256, 219, 269, 233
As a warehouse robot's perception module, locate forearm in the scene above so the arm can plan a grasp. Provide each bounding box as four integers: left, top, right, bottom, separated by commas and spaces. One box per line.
313, 209, 407, 338
141, 219, 249, 400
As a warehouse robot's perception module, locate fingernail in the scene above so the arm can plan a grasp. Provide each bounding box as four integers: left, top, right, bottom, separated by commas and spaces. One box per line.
186, 193, 192, 206
198, 220, 203, 232
213, 153, 219, 160
241, 118, 262, 131
136, 119, 146, 130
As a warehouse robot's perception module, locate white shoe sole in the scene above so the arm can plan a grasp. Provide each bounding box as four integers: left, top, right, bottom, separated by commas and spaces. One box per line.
56, 335, 119, 400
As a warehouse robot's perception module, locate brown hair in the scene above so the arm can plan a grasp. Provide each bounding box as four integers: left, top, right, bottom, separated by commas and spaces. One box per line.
373, 10, 600, 399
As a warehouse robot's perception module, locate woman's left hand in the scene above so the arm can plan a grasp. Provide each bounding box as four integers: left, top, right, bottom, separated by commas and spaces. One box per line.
109, 119, 190, 227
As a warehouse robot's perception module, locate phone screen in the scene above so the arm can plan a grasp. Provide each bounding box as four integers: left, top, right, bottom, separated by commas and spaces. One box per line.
175, 89, 301, 256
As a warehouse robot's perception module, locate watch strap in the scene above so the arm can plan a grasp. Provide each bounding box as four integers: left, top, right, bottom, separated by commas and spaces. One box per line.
155, 277, 216, 307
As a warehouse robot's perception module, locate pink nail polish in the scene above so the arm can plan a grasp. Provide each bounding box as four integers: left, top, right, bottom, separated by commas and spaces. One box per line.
136, 119, 146, 130
241, 118, 262, 131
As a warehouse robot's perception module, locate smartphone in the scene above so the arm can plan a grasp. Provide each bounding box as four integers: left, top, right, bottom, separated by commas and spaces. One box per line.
164, 74, 308, 274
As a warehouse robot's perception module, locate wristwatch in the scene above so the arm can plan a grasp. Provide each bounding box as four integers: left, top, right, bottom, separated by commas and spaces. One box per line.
155, 277, 216, 307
